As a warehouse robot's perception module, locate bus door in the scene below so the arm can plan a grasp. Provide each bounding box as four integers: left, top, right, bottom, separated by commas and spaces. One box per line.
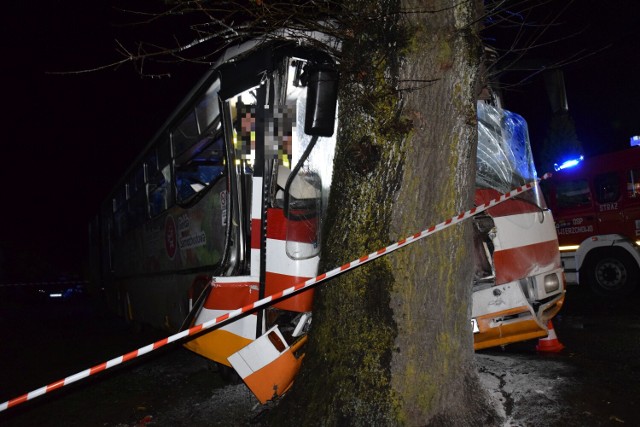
552, 176, 597, 246
593, 171, 625, 236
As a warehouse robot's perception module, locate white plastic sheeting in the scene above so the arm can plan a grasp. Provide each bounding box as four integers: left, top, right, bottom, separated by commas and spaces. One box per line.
476, 102, 538, 194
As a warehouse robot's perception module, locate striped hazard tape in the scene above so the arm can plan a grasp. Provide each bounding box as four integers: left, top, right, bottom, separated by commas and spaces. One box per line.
0, 174, 549, 412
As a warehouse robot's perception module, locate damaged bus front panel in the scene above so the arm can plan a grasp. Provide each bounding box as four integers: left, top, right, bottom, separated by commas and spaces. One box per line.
471, 102, 565, 350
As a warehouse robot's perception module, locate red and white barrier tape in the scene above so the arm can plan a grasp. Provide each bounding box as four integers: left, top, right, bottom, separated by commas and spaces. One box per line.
0, 174, 549, 412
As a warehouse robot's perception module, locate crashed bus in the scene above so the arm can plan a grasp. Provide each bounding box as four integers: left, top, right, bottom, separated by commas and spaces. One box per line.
472, 102, 565, 349
89, 36, 565, 403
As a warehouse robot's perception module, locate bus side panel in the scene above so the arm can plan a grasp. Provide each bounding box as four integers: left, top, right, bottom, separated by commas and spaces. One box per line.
141, 181, 228, 275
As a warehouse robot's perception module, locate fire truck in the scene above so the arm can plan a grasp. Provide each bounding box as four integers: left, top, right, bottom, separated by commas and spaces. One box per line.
542, 143, 640, 296
90, 35, 565, 404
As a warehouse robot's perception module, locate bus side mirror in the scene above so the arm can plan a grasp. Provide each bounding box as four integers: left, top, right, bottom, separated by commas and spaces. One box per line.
304, 65, 339, 137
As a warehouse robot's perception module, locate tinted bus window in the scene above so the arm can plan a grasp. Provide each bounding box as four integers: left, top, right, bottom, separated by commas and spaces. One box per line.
113, 186, 129, 237
172, 110, 199, 156
196, 80, 221, 132
594, 172, 620, 204
148, 137, 173, 217
556, 179, 591, 209
175, 134, 226, 204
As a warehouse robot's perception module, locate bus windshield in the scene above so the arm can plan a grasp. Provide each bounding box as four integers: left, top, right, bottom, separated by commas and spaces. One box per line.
476, 102, 545, 207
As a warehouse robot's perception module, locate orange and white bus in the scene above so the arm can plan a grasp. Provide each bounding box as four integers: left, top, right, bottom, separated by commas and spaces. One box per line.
542, 144, 640, 296
90, 36, 565, 403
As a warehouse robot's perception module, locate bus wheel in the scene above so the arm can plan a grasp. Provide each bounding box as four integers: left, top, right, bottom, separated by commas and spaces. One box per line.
585, 249, 639, 297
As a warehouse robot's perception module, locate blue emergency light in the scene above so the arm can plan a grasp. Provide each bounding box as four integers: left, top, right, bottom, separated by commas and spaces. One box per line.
631, 135, 640, 147
554, 155, 584, 171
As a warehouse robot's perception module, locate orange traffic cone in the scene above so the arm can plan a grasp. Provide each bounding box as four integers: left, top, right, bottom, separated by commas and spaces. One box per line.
536, 320, 565, 353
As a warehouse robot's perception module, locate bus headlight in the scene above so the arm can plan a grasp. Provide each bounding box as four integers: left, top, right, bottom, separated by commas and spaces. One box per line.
543, 273, 560, 293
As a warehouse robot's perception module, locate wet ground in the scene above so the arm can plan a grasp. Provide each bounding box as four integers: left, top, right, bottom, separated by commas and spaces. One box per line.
0, 284, 639, 426
478, 284, 640, 426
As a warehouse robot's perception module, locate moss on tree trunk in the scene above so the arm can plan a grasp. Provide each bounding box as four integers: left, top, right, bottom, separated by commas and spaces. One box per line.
273, 1, 497, 425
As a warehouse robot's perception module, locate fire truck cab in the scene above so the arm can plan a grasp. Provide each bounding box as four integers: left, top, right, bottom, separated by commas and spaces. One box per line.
543, 144, 640, 296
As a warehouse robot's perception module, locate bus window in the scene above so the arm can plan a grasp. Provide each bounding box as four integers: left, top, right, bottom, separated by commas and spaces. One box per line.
628, 169, 640, 198
127, 166, 146, 227
594, 172, 620, 204
148, 137, 173, 217
556, 179, 592, 209
149, 165, 171, 217
172, 110, 199, 156
113, 185, 129, 237
196, 80, 221, 132
175, 133, 226, 204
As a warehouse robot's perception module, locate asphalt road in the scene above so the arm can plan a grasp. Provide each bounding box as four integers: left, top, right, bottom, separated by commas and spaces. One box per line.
478, 284, 640, 426
1, 284, 638, 426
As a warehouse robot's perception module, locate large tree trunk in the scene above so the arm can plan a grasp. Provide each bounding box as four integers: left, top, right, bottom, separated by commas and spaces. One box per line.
274, 1, 496, 424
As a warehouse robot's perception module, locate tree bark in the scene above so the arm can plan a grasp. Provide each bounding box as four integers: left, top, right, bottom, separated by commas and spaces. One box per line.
273, 1, 497, 425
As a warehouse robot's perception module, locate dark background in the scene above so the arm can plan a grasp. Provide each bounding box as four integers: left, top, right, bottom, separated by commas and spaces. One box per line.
1, 1, 204, 281
1, 0, 639, 283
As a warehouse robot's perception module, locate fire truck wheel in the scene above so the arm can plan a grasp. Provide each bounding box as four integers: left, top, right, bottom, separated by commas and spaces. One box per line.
584, 248, 639, 297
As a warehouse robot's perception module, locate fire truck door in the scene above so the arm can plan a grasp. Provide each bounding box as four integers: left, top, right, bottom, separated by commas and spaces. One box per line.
594, 172, 625, 236
553, 177, 597, 246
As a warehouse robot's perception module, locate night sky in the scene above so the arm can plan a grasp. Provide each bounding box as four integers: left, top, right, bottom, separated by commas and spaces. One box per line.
2, 1, 204, 281
1, 1, 639, 282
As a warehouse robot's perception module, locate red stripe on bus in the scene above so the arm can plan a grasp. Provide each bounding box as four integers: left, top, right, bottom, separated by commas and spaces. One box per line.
265, 271, 314, 312
493, 239, 561, 284
475, 188, 546, 217
251, 219, 261, 249
266, 208, 318, 243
